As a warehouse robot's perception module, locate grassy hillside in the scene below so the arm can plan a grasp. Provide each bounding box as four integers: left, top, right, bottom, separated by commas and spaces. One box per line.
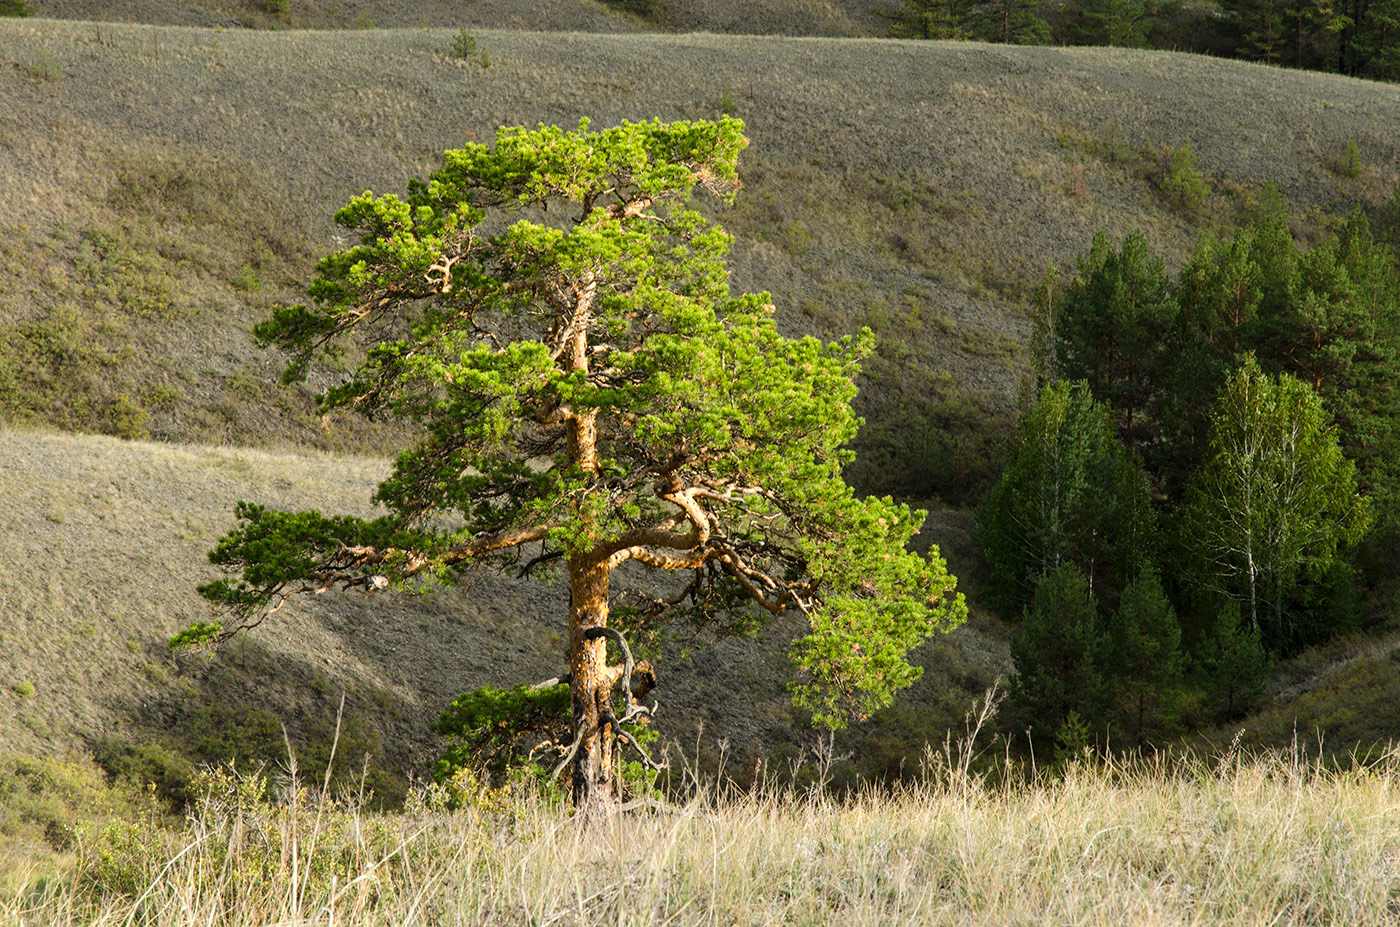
0, 425, 1007, 798
25, 0, 901, 36
3, 15, 1400, 824
3, 21, 1397, 498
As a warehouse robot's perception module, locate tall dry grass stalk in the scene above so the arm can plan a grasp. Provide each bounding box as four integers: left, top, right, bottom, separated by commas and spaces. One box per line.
5, 737, 1400, 926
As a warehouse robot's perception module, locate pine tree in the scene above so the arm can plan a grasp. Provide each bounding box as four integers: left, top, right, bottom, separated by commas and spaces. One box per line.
1010, 564, 1111, 744
1194, 602, 1271, 720
1057, 230, 1179, 454
181, 119, 966, 811
975, 0, 1053, 43
1224, 0, 1288, 61
1075, 0, 1151, 45
1105, 569, 1184, 747
888, 0, 974, 37
1359, 0, 1400, 80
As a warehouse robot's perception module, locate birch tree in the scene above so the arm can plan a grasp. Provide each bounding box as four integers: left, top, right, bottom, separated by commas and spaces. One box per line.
1181, 356, 1368, 643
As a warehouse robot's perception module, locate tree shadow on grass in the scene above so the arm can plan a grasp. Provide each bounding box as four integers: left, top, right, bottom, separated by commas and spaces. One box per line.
94, 568, 570, 809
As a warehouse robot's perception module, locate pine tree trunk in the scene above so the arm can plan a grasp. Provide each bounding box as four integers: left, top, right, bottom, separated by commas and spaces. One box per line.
561, 273, 613, 815
568, 554, 614, 814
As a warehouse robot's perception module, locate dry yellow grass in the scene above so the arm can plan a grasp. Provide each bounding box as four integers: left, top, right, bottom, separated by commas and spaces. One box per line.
6, 746, 1400, 926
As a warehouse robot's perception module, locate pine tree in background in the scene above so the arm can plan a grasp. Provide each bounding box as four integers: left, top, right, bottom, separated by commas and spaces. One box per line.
1379, 183, 1400, 252
1224, 0, 1288, 61
1105, 569, 1184, 747
1360, 0, 1400, 81
1160, 226, 1268, 496
1194, 603, 1271, 720
1057, 230, 1178, 454
1010, 564, 1111, 744
1298, 214, 1400, 539
888, 0, 973, 37
1075, 0, 1151, 46
975, 0, 1053, 42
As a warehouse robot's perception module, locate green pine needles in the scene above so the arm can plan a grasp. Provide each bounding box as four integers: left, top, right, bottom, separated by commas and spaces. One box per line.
184, 118, 964, 803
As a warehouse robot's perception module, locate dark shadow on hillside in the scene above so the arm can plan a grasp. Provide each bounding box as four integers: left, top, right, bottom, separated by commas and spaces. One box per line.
95, 567, 571, 807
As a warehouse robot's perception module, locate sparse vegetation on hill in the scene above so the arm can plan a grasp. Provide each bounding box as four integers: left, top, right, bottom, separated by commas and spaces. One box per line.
3, 23, 1397, 498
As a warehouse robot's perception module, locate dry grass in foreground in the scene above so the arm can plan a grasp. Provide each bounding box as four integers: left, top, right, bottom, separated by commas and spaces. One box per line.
6, 744, 1400, 926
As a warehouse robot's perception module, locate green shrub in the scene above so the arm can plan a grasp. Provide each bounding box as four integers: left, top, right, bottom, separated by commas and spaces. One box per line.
1339, 138, 1363, 178
1160, 144, 1209, 212
232, 264, 262, 292
1053, 710, 1094, 765
76, 766, 411, 902
91, 738, 198, 807
0, 0, 32, 16
23, 50, 61, 81
105, 393, 148, 440
451, 27, 478, 59
608, 0, 661, 15
433, 683, 660, 801
264, 0, 289, 12
0, 753, 154, 853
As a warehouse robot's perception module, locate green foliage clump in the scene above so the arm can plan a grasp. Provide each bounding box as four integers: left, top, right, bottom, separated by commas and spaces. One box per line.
1052, 207, 1396, 631
0, 753, 151, 855
1194, 603, 1271, 721
432, 684, 571, 784
1053, 710, 1094, 764
76, 766, 417, 902
0, 0, 32, 16
1159, 144, 1210, 212
92, 700, 402, 811
978, 380, 1153, 615
1001, 205, 1398, 753
91, 738, 198, 808
79, 225, 182, 321
1010, 564, 1187, 752
432, 682, 661, 800
1338, 138, 1363, 178
606, 0, 661, 16
105, 393, 148, 440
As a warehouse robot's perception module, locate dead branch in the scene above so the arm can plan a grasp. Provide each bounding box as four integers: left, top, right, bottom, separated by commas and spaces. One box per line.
547, 720, 595, 787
